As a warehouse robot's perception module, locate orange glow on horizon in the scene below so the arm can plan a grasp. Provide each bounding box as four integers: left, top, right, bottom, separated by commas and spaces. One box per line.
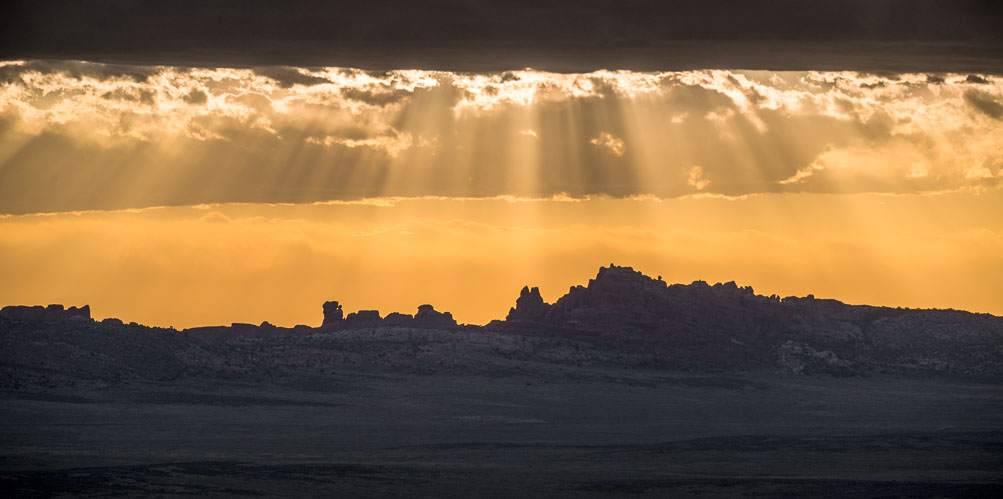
1, 193, 1001, 329
1, 62, 1001, 327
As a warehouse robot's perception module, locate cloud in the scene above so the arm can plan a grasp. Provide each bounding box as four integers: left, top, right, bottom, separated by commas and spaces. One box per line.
198, 211, 232, 224
589, 132, 626, 157
4, 2, 1003, 73
254, 67, 332, 88
0, 62, 1001, 214
340, 86, 411, 105
964, 91, 1003, 120
183, 89, 208, 105
306, 131, 414, 158
687, 166, 710, 190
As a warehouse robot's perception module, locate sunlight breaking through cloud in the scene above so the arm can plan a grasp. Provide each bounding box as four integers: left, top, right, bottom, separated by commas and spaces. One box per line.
0, 61, 1001, 215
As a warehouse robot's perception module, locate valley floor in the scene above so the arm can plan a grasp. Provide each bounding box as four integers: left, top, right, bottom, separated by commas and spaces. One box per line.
2, 367, 1001, 497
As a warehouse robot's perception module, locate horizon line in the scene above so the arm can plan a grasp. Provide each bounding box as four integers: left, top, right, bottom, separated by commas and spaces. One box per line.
4, 264, 1000, 330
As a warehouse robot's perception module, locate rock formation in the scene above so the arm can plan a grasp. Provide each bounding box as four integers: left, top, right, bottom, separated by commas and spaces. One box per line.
3, 264, 1002, 378
0, 304, 91, 323
414, 304, 456, 327
322, 304, 457, 329
491, 264, 1003, 373
322, 301, 343, 327
344, 310, 382, 327
506, 286, 552, 322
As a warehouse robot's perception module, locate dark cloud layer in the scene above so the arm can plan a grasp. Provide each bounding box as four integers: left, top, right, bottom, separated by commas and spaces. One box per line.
1, 1, 1001, 72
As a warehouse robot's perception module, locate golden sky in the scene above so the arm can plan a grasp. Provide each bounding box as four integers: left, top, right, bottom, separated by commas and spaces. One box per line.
1, 62, 1001, 327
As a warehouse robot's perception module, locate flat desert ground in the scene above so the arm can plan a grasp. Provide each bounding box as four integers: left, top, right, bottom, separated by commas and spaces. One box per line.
2, 365, 1001, 497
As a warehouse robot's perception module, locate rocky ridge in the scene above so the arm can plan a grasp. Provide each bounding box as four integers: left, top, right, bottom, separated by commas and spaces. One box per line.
2, 265, 1002, 387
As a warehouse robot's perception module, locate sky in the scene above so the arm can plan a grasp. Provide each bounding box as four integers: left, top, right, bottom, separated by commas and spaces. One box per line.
1, 3, 1002, 327
2, 1, 1001, 71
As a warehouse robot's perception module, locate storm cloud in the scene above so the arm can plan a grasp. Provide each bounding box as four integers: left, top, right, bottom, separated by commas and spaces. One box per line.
1, 1, 1001, 73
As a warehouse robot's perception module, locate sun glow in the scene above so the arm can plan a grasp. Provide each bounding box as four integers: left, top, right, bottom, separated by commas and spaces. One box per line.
1, 192, 1001, 329
1, 61, 1001, 326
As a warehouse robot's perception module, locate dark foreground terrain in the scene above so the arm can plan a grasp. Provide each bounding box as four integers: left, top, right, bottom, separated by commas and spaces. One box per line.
2, 369, 1002, 497
2, 266, 1002, 497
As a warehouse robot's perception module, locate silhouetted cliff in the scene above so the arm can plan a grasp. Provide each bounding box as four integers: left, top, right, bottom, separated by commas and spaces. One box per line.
506, 286, 551, 322
322, 304, 457, 330
1, 304, 91, 323
493, 264, 1003, 373
2, 265, 1002, 387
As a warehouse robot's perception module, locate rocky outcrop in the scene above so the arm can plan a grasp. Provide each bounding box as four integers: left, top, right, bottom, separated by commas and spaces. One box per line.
323, 304, 457, 330
506, 286, 551, 321
491, 264, 1003, 374
185, 322, 314, 341
382, 312, 414, 326
3, 264, 1002, 379
777, 341, 856, 376
322, 301, 344, 327
414, 304, 456, 327
344, 310, 382, 327
1, 304, 91, 323
183, 302, 459, 340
